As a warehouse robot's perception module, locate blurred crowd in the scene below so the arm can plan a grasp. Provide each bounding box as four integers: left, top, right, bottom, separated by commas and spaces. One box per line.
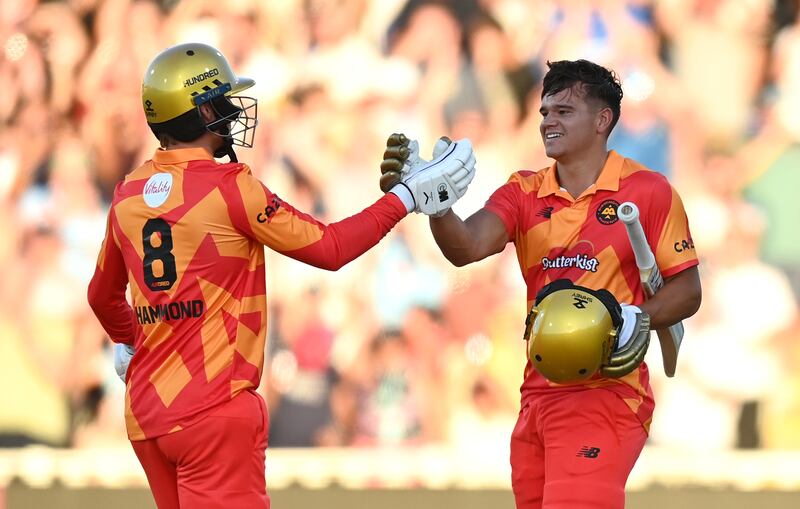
1, 0, 800, 457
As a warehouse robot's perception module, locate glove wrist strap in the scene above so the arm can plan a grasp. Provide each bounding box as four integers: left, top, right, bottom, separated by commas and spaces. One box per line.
389, 183, 415, 213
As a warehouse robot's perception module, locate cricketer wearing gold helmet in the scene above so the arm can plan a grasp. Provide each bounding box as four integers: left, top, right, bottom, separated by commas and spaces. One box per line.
87, 43, 477, 509
386, 59, 702, 509
141, 43, 257, 163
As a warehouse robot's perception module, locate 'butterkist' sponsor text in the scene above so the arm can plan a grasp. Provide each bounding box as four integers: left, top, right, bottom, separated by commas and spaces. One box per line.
541, 254, 599, 272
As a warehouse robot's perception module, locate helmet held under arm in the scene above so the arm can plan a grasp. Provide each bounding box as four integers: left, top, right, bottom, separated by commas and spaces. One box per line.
523, 279, 623, 384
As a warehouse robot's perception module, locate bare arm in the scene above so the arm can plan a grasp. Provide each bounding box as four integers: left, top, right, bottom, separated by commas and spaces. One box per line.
639, 265, 702, 330
428, 208, 509, 267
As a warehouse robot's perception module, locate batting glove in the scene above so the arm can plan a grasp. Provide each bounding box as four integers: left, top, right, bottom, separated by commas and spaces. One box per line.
601, 304, 651, 378
114, 343, 136, 383
379, 133, 476, 217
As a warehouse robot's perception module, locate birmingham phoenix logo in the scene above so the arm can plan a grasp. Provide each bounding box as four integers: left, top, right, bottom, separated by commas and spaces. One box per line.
596, 199, 620, 225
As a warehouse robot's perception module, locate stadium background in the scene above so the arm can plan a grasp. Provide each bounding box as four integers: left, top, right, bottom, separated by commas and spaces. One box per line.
2, 0, 800, 507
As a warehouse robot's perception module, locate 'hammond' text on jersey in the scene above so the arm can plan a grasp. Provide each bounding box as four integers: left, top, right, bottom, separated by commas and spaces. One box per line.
135, 300, 205, 324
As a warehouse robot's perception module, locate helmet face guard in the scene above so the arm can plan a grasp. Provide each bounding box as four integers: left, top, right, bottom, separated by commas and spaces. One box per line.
523, 279, 622, 384
195, 87, 258, 150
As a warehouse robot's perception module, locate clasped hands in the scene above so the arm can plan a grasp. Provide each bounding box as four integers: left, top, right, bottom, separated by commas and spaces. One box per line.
379, 133, 476, 217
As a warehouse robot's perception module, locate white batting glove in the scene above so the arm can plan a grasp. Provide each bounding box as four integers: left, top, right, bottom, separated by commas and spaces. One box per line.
617, 304, 643, 350
389, 137, 476, 216
114, 343, 136, 383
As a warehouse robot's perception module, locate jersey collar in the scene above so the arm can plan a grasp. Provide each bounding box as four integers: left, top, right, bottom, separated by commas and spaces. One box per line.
537, 150, 625, 199
152, 147, 215, 164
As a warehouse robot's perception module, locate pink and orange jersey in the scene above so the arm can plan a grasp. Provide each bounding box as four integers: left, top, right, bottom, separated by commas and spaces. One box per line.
88, 147, 406, 440
485, 150, 698, 429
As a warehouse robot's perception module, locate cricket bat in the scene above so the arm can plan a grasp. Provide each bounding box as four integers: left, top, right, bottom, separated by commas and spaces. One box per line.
617, 201, 683, 377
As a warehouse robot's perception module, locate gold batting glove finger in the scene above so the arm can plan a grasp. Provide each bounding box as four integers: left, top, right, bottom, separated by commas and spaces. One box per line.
383, 144, 410, 164
385, 132, 408, 148
600, 312, 651, 378
380, 133, 411, 193
380, 157, 406, 174
379, 170, 402, 193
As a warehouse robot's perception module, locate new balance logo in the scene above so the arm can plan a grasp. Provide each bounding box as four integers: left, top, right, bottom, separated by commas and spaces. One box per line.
536, 206, 554, 218
576, 446, 601, 458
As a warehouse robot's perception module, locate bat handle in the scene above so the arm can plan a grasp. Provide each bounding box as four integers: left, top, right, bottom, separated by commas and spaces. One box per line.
618, 201, 655, 271
617, 202, 638, 223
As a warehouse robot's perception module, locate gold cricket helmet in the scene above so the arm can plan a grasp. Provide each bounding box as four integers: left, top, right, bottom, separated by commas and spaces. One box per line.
142, 43, 257, 148
523, 280, 622, 384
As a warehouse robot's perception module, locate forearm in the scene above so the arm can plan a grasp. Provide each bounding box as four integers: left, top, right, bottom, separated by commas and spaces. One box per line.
638, 266, 702, 329
282, 193, 407, 271
429, 209, 476, 267
429, 208, 509, 267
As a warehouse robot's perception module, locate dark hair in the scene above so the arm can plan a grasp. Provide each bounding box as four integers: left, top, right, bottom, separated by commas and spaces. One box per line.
541, 59, 623, 132
148, 108, 206, 145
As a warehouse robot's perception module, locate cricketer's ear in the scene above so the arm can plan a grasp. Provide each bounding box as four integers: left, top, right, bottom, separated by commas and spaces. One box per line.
596, 106, 613, 135
198, 102, 217, 123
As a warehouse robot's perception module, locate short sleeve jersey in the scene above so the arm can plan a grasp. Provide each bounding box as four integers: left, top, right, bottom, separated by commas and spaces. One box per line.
88, 148, 405, 440
485, 150, 698, 429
